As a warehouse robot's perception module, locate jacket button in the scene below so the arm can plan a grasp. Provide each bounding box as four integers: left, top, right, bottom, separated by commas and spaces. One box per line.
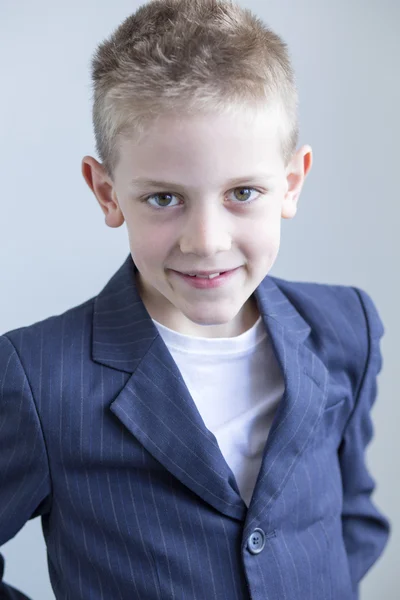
247, 528, 266, 555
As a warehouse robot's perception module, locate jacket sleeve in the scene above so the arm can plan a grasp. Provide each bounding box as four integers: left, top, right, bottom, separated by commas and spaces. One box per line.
0, 334, 52, 600
338, 288, 391, 598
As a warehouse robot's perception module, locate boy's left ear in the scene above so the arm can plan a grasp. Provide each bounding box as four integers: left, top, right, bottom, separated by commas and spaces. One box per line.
281, 145, 313, 219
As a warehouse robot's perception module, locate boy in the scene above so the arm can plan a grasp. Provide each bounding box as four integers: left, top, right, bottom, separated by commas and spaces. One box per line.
0, 0, 390, 598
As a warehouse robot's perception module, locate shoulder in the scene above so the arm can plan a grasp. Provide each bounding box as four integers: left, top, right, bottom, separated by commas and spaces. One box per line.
268, 274, 384, 363
271, 274, 383, 331
1, 296, 96, 359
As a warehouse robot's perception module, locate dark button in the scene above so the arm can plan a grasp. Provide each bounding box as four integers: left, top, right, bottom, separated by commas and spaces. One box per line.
247, 528, 266, 555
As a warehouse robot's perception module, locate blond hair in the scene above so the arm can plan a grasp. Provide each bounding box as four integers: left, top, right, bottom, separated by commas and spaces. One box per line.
90, 0, 299, 179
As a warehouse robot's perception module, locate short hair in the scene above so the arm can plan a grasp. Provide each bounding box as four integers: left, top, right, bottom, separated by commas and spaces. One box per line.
90, 0, 299, 180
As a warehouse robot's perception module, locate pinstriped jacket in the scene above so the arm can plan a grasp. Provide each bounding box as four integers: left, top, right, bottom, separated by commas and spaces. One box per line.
0, 254, 390, 599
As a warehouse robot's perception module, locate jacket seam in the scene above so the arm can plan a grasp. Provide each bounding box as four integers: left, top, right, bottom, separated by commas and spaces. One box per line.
3, 334, 54, 506
340, 287, 372, 435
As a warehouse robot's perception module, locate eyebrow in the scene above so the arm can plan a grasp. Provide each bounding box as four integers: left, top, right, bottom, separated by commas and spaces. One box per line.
129, 174, 275, 189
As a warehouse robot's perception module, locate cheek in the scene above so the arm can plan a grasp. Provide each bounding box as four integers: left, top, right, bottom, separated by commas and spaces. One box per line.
245, 212, 281, 252
127, 221, 171, 266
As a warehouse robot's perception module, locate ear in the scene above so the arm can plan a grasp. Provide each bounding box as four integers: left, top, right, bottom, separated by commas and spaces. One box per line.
281, 145, 313, 219
81, 156, 125, 228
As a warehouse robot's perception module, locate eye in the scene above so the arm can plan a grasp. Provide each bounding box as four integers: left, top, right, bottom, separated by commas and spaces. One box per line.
142, 187, 262, 209
230, 188, 260, 203
144, 192, 180, 209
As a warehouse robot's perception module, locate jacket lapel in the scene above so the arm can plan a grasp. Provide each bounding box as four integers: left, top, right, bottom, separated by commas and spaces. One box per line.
92, 255, 329, 523
244, 278, 330, 533
93, 255, 246, 520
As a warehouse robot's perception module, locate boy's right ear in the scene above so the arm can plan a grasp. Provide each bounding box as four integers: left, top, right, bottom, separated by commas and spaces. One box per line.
81, 156, 125, 228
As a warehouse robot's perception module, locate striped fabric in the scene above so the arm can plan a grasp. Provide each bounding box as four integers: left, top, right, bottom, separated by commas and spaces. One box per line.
0, 254, 390, 599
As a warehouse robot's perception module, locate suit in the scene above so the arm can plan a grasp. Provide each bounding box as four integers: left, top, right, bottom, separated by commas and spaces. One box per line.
0, 254, 390, 599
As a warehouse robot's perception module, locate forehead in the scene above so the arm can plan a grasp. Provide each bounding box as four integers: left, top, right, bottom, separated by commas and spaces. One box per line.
115, 106, 286, 184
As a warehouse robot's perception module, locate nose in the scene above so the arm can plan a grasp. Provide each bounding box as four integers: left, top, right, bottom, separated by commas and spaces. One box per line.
179, 204, 232, 256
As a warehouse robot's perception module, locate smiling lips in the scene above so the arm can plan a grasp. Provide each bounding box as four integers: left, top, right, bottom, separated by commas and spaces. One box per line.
189, 273, 221, 279
175, 267, 239, 277
170, 267, 241, 288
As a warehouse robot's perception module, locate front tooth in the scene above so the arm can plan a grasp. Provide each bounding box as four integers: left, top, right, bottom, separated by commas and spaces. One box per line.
196, 273, 220, 279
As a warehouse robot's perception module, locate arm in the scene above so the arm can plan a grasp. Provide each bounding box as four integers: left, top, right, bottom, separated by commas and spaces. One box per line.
0, 334, 52, 600
338, 288, 391, 597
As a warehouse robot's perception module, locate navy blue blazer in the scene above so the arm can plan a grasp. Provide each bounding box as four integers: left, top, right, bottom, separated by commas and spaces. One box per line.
0, 254, 390, 600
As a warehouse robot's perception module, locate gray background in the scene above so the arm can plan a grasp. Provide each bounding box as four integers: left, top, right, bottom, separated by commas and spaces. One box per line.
0, 0, 398, 598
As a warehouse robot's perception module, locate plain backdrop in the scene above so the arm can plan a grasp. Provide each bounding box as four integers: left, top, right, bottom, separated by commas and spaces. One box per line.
0, 0, 398, 598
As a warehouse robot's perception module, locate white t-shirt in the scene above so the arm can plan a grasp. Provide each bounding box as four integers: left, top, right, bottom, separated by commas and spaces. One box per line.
151, 315, 285, 507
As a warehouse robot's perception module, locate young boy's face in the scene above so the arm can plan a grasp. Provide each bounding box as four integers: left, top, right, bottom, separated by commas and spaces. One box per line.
82, 105, 312, 338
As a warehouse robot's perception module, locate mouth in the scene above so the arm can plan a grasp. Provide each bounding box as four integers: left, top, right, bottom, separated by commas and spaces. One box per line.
169, 267, 241, 288
182, 272, 226, 279
172, 268, 239, 279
